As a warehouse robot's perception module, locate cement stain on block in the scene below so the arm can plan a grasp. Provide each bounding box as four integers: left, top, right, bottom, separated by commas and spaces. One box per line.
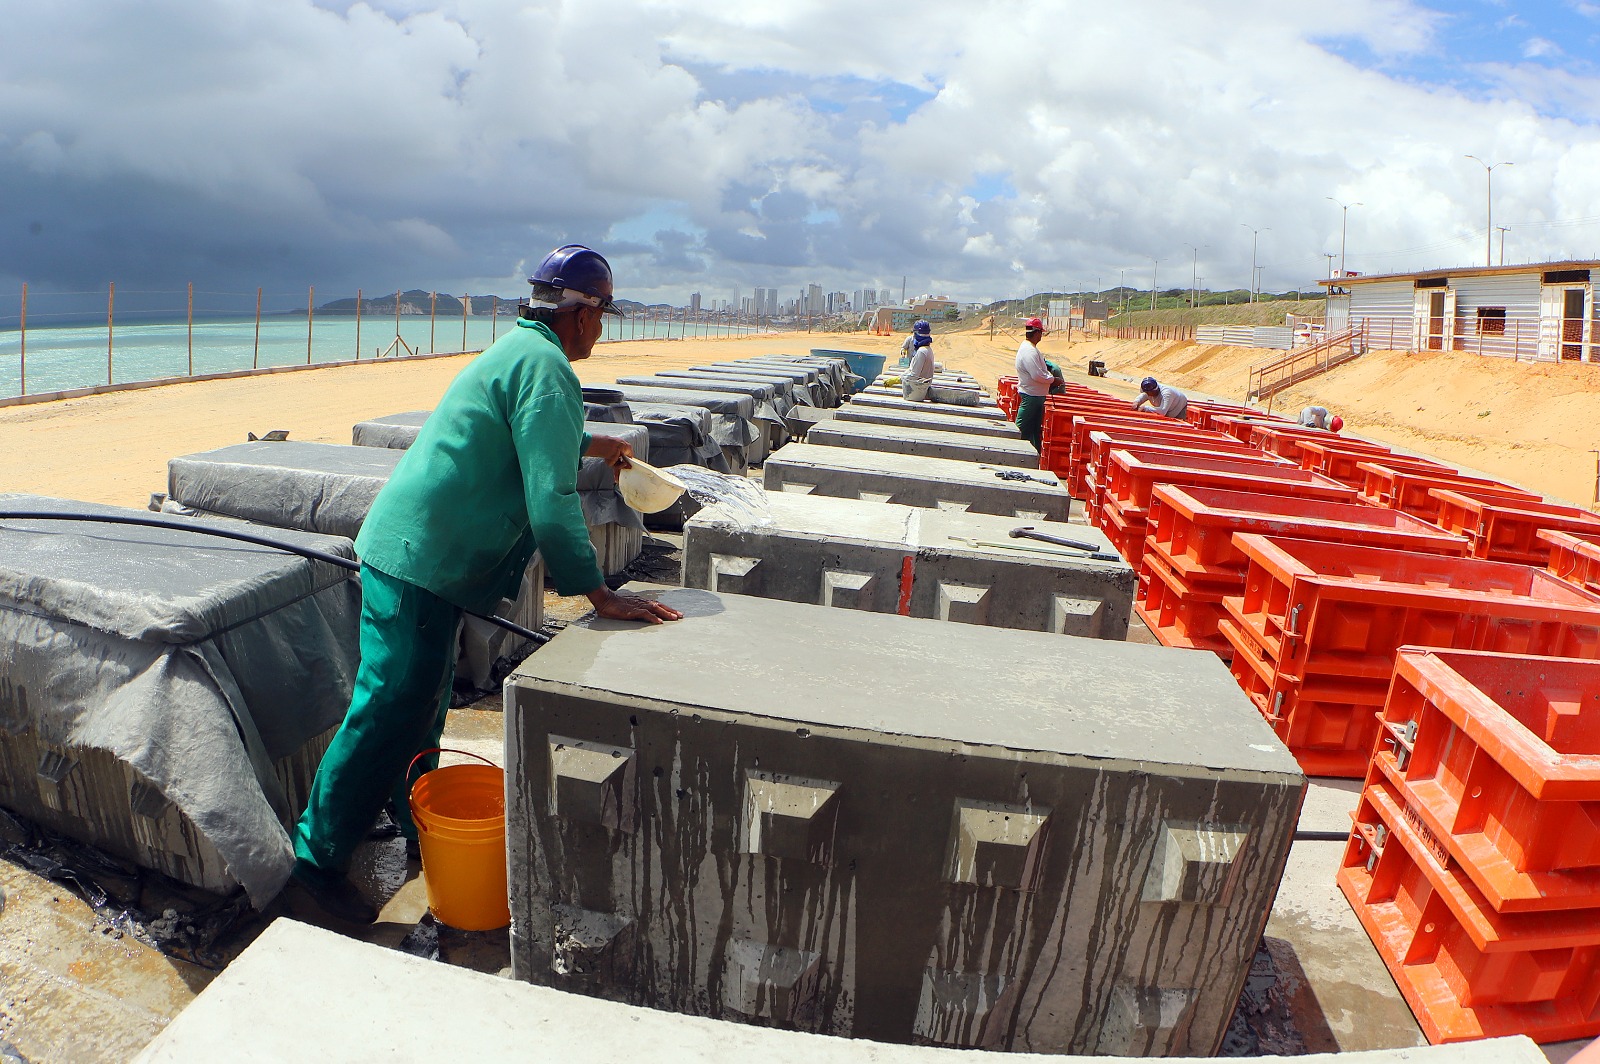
763, 443, 1068, 520
505, 586, 1306, 1055
808, 421, 1039, 468
682, 493, 1132, 637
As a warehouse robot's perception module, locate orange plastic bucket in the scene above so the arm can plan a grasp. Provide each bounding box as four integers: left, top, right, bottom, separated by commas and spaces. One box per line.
407, 748, 510, 931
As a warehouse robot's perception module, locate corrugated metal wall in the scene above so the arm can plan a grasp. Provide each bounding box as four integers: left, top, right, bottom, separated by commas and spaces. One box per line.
1450, 273, 1542, 360
1348, 280, 1414, 352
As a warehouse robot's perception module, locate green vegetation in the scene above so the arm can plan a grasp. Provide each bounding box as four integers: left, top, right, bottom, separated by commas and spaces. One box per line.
976, 288, 1327, 329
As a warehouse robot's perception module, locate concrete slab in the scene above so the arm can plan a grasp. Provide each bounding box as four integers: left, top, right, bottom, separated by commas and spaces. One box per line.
849, 393, 1008, 421
763, 442, 1069, 520
605, 384, 766, 466
682, 492, 1133, 637
133, 919, 1548, 1063
807, 420, 1041, 468
504, 585, 1305, 1054
615, 375, 791, 450
835, 405, 1021, 439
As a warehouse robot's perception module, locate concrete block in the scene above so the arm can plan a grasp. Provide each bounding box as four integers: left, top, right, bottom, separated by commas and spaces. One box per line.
849, 394, 1007, 421
504, 586, 1306, 1054
134, 919, 1551, 1062
835, 406, 1020, 439
682, 493, 1132, 637
762, 443, 1068, 520
808, 421, 1039, 468
864, 384, 998, 408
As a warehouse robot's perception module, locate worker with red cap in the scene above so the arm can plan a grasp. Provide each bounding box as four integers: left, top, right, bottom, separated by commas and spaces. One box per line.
289, 243, 683, 924
1298, 405, 1344, 432
1013, 316, 1059, 450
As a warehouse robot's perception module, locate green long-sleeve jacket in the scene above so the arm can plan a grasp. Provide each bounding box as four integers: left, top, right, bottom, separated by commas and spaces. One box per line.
355, 319, 602, 613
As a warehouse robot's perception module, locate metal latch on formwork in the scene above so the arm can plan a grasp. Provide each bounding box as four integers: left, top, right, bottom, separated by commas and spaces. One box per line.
1358, 821, 1389, 872
1380, 719, 1418, 771
1266, 691, 1286, 724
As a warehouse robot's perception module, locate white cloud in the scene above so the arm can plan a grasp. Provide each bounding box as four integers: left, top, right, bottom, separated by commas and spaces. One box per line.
1523, 36, 1562, 58
2, 0, 1600, 307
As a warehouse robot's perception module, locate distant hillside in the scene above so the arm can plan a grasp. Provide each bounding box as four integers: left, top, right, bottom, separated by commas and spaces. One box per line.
312, 290, 651, 317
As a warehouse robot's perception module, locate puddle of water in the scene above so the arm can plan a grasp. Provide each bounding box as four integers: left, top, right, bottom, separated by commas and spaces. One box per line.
660, 465, 773, 527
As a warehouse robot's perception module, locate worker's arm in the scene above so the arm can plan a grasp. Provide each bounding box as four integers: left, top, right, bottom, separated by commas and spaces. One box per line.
585, 434, 633, 478
1131, 394, 1151, 411
511, 396, 681, 624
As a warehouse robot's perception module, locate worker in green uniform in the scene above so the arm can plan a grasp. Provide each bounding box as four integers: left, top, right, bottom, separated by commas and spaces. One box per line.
290, 244, 682, 924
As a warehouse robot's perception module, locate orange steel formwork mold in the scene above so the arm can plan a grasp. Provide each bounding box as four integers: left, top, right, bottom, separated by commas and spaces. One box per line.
1295, 439, 1436, 488
1060, 415, 1235, 495
1432, 490, 1600, 566
1135, 488, 1469, 661
1187, 402, 1271, 433
1103, 449, 1354, 518
1357, 464, 1540, 524
1211, 413, 1293, 443
997, 375, 1018, 419
1542, 530, 1600, 597
1247, 423, 1368, 462
1371, 648, 1600, 914
1338, 779, 1600, 1044
1044, 412, 1196, 487
1219, 535, 1600, 778
1082, 435, 1287, 519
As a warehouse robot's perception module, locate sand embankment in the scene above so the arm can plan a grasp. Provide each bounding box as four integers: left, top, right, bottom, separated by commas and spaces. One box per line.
5, 325, 1597, 509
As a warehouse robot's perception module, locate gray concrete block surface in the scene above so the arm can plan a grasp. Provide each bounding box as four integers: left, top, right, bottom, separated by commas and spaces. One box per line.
505, 586, 1305, 1054
682, 493, 1132, 637
808, 421, 1039, 468
763, 443, 1068, 520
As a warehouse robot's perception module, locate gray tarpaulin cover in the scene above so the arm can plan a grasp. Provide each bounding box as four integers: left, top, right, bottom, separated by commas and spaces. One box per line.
691, 365, 822, 406
606, 386, 760, 450
649, 371, 798, 415
352, 402, 630, 450
615, 376, 790, 422
0, 494, 360, 906
627, 404, 727, 470
705, 362, 831, 406
749, 355, 853, 396
167, 441, 401, 540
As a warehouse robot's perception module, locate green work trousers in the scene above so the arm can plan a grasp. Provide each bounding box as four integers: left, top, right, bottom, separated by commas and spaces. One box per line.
293, 564, 461, 877
1016, 394, 1047, 452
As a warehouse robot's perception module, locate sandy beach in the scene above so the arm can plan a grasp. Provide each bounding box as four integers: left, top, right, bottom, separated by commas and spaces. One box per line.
5, 325, 1597, 510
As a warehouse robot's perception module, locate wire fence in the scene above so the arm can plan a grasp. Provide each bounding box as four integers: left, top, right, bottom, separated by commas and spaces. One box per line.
0, 284, 771, 399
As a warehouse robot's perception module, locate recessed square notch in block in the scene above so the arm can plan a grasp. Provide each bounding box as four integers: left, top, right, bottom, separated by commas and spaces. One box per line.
1143, 820, 1248, 905
548, 735, 636, 832
944, 798, 1050, 890
740, 770, 840, 864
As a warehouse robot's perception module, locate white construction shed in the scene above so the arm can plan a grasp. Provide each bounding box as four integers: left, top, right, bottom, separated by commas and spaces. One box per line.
1319, 260, 1598, 362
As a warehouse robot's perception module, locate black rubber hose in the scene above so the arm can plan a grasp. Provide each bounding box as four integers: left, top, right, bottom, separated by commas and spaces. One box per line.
1292, 830, 1350, 843
0, 510, 550, 645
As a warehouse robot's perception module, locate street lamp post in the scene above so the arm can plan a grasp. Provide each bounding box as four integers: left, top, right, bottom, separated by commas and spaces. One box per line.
1465, 156, 1513, 268
1240, 224, 1270, 302
1325, 198, 1362, 279
1150, 259, 1159, 312
1184, 243, 1205, 309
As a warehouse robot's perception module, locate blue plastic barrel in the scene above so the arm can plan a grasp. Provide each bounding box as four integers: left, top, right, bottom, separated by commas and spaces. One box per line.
810, 348, 887, 394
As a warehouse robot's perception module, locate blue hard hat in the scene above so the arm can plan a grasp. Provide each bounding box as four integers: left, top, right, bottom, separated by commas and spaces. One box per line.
527, 244, 622, 316
913, 319, 931, 335
1140, 376, 1159, 392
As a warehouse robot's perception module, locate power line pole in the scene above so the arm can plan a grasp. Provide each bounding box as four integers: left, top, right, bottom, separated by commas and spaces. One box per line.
1184, 243, 1204, 309
1496, 226, 1510, 265
1150, 259, 1159, 312
1322, 252, 1335, 279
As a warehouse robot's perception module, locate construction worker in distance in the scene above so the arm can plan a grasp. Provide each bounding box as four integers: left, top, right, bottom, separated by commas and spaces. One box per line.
900, 319, 936, 401
1298, 405, 1344, 432
289, 244, 683, 925
1014, 316, 1056, 450
1132, 376, 1188, 420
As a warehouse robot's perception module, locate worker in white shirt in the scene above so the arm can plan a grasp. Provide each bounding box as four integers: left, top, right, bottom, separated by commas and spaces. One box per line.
1298, 406, 1344, 432
1132, 376, 1188, 420
900, 320, 936, 401
1014, 317, 1056, 450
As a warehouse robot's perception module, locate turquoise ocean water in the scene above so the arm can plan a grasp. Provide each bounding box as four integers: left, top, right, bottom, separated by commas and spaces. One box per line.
0, 315, 756, 399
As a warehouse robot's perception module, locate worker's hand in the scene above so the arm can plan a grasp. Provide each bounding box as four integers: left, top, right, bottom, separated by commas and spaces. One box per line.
587, 586, 684, 625
585, 436, 633, 477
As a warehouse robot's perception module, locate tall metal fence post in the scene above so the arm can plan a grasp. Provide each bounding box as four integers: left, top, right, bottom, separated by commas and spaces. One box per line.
430, 292, 437, 353
306, 286, 314, 364
18, 283, 26, 396
187, 281, 194, 376
107, 281, 115, 385
461, 294, 468, 352
355, 289, 363, 360
253, 288, 261, 369
491, 296, 499, 343
394, 290, 401, 353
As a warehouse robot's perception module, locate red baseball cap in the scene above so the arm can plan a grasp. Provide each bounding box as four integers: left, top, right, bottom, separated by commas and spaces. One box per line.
1024, 317, 1044, 330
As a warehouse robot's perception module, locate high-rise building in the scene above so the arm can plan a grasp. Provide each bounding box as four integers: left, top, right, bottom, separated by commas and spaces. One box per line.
765, 288, 778, 318
864, 288, 877, 309
689, 292, 701, 316
806, 284, 823, 318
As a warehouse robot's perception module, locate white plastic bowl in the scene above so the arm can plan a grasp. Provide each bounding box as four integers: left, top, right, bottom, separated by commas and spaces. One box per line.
617, 459, 688, 513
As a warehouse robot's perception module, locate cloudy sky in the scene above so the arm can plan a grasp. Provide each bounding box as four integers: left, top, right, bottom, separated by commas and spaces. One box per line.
4, 0, 1600, 313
